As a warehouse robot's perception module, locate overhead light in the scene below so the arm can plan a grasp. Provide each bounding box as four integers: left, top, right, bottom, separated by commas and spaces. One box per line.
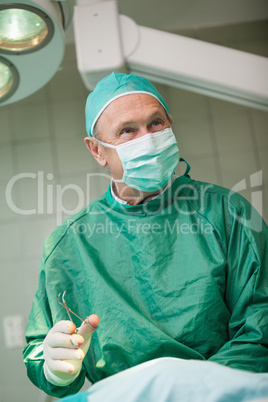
0, 0, 73, 106
0, 4, 54, 54
0, 57, 19, 102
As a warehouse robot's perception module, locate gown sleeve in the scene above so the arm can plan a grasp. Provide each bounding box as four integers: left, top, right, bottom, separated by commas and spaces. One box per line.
22, 252, 87, 397
208, 193, 268, 372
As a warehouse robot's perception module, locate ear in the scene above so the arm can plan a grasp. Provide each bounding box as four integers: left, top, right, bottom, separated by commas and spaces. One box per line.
84, 137, 107, 167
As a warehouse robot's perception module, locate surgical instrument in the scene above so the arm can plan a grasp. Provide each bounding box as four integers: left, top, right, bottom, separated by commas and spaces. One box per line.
58, 290, 95, 331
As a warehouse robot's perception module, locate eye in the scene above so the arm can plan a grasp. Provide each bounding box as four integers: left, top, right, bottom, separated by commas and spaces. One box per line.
150, 119, 165, 132
119, 127, 135, 135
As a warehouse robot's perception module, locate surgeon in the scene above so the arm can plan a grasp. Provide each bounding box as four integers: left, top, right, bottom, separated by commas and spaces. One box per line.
23, 73, 268, 398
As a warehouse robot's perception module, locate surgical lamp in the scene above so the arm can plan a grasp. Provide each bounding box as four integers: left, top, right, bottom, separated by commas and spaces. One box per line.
0, 0, 72, 105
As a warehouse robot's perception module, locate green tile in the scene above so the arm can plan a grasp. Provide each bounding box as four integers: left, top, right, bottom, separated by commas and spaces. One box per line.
214, 113, 253, 154
21, 259, 41, 313
16, 140, 54, 174
12, 103, 50, 141
55, 136, 100, 175
175, 115, 214, 157
259, 149, 268, 189
51, 98, 87, 137
0, 383, 42, 402
17, 85, 47, 105
182, 155, 221, 185
167, 86, 207, 121
209, 97, 248, 119
20, 217, 56, 258
252, 110, 268, 151
48, 64, 88, 101
0, 108, 12, 145
0, 222, 21, 261
0, 145, 14, 183
219, 151, 258, 190
0, 183, 20, 221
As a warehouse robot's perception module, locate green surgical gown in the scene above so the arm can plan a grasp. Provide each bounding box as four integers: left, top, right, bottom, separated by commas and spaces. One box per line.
23, 175, 268, 398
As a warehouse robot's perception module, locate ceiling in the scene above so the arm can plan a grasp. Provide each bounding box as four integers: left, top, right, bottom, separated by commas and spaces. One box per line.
66, 0, 268, 43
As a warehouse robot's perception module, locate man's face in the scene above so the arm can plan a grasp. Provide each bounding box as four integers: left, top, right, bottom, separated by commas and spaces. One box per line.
93, 93, 171, 181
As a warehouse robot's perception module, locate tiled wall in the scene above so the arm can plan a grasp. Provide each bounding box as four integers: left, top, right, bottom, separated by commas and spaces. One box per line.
170, 19, 268, 219
0, 20, 267, 401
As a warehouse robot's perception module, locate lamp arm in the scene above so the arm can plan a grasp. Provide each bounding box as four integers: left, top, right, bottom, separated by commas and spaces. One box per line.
124, 21, 268, 111
73, 0, 268, 111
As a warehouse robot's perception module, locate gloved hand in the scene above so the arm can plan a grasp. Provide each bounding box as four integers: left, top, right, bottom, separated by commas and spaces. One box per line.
43, 315, 99, 386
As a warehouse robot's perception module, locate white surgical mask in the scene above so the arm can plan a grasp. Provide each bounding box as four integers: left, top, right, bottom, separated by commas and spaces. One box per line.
97, 128, 180, 193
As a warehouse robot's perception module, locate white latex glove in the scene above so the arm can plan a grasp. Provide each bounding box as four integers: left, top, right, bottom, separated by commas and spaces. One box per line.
43, 315, 99, 386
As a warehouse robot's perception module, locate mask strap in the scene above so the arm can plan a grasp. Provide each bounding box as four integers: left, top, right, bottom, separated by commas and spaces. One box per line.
179, 158, 191, 178
96, 139, 117, 149
95, 138, 125, 182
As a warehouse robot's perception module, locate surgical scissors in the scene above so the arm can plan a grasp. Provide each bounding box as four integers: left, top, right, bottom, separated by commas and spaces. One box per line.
58, 290, 95, 330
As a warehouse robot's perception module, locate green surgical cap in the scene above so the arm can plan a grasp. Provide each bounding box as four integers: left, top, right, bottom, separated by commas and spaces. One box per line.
85, 72, 169, 137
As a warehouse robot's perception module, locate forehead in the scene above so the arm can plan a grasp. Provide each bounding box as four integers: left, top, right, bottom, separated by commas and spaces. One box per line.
97, 94, 166, 130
